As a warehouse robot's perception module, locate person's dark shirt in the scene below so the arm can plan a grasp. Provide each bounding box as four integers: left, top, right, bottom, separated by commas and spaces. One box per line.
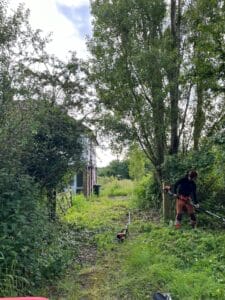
173, 176, 197, 204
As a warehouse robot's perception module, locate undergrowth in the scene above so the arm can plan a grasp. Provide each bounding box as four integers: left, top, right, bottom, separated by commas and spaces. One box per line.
74, 219, 225, 300
107, 223, 225, 300
64, 193, 131, 230
43, 179, 225, 300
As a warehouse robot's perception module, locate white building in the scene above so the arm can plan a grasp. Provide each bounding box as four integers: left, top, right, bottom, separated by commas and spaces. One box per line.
71, 134, 98, 196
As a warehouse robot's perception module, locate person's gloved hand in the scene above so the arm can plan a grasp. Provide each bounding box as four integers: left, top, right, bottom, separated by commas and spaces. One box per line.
167, 190, 176, 197
164, 185, 171, 192
194, 203, 200, 208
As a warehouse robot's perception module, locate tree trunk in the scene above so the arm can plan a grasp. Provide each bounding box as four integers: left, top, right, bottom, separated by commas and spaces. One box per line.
169, 0, 181, 154
162, 182, 175, 222
152, 93, 165, 171
193, 83, 205, 150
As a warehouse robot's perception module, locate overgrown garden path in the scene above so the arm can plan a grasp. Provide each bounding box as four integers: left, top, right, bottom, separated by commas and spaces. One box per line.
44, 181, 225, 300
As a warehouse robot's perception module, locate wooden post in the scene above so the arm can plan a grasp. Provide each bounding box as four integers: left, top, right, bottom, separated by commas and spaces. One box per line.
162, 182, 175, 223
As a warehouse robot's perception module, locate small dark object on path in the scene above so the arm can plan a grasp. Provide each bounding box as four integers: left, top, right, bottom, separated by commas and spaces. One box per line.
116, 226, 128, 242
116, 212, 130, 242
153, 292, 172, 300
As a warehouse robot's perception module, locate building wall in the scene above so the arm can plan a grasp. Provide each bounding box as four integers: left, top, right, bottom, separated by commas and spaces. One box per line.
71, 136, 97, 196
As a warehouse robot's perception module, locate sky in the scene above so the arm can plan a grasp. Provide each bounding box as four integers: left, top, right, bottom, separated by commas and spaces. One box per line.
9, 0, 117, 167
9, 0, 91, 59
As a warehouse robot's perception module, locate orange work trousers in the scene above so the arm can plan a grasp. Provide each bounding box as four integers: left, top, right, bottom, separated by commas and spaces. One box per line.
175, 195, 196, 228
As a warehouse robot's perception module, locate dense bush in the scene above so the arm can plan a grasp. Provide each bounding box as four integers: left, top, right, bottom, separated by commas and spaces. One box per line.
132, 139, 225, 225
0, 95, 87, 295
133, 173, 161, 210
0, 170, 77, 296
163, 142, 225, 227
0, 171, 42, 295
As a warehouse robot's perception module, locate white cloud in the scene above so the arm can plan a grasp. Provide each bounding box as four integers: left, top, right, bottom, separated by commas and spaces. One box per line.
96, 147, 117, 168
9, 0, 89, 59
56, 0, 90, 7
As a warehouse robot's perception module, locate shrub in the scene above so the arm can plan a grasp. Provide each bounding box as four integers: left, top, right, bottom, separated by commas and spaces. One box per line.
0, 171, 44, 295
133, 173, 161, 209
0, 170, 77, 296
163, 143, 225, 228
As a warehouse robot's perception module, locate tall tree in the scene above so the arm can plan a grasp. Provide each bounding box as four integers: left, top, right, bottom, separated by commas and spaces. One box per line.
89, 0, 167, 183
166, 0, 182, 154
0, 1, 89, 119
20, 100, 84, 220
185, 0, 225, 147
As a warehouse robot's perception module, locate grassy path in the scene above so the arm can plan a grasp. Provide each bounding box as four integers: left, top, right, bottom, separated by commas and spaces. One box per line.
52, 194, 134, 299
44, 185, 225, 300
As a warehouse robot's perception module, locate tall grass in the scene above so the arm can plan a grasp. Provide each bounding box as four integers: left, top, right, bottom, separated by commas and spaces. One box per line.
97, 223, 225, 299
98, 176, 134, 197
64, 193, 130, 230
43, 177, 225, 300
64, 178, 134, 231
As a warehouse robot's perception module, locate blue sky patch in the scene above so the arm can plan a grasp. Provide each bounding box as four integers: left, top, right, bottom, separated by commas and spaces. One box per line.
56, 3, 92, 37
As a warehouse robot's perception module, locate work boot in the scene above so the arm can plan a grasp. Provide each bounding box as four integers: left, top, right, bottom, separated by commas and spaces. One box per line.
190, 221, 197, 229
175, 223, 181, 229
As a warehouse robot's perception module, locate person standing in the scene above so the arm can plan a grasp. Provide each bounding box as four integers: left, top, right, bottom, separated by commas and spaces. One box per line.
173, 170, 199, 229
